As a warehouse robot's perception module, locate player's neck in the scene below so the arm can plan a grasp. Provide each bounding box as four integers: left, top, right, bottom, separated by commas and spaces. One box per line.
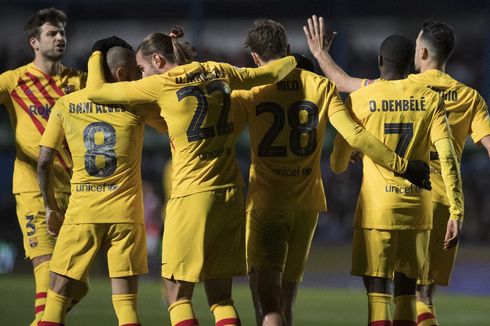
258, 56, 283, 66
33, 56, 62, 76
380, 68, 406, 81
420, 60, 446, 74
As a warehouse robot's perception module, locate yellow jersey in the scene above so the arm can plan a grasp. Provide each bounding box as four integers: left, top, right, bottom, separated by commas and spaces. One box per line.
86, 52, 296, 198
40, 88, 166, 224
335, 79, 451, 229
0, 63, 86, 193
232, 68, 346, 211
408, 70, 490, 205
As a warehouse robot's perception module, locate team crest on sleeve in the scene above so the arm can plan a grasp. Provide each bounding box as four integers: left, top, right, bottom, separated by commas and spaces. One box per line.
28, 236, 38, 248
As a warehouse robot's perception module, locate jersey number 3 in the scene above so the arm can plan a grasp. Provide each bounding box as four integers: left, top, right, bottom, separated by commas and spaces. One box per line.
177, 80, 233, 142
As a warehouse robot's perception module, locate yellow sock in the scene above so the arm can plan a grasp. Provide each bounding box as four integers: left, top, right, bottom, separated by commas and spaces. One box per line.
112, 293, 141, 326
210, 299, 240, 326
168, 299, 199, 326
416, 300, 439, 326
31, 261, 50, 326
393, 295, 416, 325
367, 292, 392, 325
39, 289, 72, 325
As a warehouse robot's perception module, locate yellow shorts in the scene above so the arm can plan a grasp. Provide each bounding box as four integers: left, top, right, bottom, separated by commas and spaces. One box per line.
162, 187, 245, 282
352, 228, 430, 279
418, 202, 458, 286
15, 191, 69, 259
50, 223, 147, 281
246, 209, 318, 283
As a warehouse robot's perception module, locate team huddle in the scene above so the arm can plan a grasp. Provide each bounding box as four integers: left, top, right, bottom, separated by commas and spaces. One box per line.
2, 7, 489, 326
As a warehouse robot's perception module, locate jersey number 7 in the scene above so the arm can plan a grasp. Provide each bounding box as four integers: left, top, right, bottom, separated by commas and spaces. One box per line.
384, 122, 414, 157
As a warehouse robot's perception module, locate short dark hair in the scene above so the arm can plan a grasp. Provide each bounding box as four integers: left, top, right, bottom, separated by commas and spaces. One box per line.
245, 19, 287, 61
24, 7, 66, 40
379, 34, 415, 72
420, 20, 456, 63
137, 26, 196, 65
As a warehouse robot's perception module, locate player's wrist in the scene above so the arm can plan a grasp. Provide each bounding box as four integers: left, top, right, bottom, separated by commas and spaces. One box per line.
45, 205, 60, 213
312, 49, 327, 60
449, 215, 463, 222
395, 156, 408, 174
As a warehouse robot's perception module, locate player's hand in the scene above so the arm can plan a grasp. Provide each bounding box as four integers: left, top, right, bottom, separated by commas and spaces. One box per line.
350, 151, 363, 163
398, 160, 431, 190
444, 219, 462, 250
91, 36, 133, 54
303, 15, 337, 58
45, 207, 65, 237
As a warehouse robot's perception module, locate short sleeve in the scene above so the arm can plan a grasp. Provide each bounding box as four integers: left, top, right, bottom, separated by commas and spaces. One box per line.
40, 100, 65, 150
469, 93, 490, 143
0, 70, 17, 104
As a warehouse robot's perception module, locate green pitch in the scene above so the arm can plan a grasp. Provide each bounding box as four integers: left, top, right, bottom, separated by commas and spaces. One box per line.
0, 275, 489, 325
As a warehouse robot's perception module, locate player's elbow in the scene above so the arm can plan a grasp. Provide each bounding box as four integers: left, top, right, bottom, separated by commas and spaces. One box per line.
37, 156, 51, 173
37, 146, 55, 173
336, 81, 355, 94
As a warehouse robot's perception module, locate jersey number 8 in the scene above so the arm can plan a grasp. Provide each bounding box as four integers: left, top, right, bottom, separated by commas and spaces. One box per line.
83, 122, 117, 177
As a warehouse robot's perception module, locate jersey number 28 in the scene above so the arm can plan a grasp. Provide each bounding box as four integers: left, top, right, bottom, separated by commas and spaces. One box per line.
256, 100, 318, 157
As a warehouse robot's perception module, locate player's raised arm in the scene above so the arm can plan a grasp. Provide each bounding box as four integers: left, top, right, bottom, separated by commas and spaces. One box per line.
86, 37, 161, 106
304, 15, 363, 93
222, 55, 297, 90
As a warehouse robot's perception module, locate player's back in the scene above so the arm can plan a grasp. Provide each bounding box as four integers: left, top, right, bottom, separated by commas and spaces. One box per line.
150, 61, 245, 197
0, 63, 86, 193
45, 89, 149, 224
347, 79, 448, 229
233, 68, 336, 211
408, 70, 490, 204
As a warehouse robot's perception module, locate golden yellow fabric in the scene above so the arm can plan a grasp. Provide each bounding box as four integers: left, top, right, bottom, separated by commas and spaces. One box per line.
15, 192, 69, 259
86, 51, 296, 198
162, 188, 245, 282
232, 68, 407, 211
232, 69, 341, 211
351, 228, 430, 278
0, 63, 86, 193
40, 89, 165, 224
333, 79, 454, 229
408, 70, 490, 205
50, 223, 147, 280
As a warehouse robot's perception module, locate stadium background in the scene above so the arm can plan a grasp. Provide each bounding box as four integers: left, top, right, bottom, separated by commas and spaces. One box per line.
0, 0, 489, 324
